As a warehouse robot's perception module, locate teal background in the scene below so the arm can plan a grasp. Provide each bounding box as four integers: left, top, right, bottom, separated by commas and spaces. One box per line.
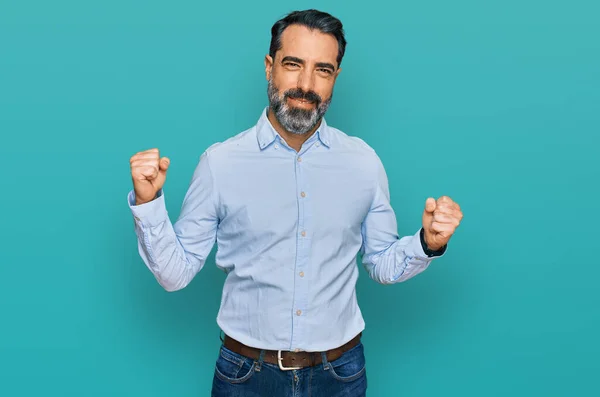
1, 0, 599, 395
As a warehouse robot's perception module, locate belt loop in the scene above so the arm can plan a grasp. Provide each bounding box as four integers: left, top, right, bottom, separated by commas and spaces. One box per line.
320, 352, 330, 370
255, 349, 266, 372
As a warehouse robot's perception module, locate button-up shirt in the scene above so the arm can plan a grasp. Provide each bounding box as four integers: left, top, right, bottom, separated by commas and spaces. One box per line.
128, 108, 446, 352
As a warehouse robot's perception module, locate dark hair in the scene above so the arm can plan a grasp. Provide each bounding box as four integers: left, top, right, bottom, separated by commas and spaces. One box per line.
269, 9, 347, 67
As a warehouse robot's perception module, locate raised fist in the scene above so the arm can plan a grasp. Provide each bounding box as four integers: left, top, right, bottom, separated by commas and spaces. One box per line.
422, 196, 463, 251
130, 148, 170, 205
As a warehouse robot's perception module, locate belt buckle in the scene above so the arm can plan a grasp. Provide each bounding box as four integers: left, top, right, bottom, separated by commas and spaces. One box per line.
277, 350, 301, 371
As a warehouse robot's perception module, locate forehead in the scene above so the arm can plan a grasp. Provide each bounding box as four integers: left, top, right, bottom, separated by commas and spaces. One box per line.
278, 24, 339, 65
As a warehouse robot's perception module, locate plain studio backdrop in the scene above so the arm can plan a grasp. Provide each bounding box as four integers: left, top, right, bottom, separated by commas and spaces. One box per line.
1, 0, 598, 396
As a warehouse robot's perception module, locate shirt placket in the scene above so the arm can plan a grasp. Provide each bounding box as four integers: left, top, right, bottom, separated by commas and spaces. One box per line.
289, 143, 314, 352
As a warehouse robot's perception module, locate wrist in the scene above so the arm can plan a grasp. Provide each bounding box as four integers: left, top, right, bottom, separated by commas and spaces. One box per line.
420, 227, 446, 257
134, 195, 154, 206
134, 190, 160, 206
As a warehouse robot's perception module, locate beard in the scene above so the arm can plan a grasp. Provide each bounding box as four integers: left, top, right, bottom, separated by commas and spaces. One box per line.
267, 77, 332, 135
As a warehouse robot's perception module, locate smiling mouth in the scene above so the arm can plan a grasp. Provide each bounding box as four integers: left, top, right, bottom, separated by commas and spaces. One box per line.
288, 97, 315, 106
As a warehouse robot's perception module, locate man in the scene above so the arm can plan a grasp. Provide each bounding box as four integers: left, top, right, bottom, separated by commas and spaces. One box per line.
128, 9, 463, 397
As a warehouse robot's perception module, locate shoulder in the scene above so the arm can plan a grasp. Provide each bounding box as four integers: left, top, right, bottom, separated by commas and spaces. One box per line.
329, 125, 376, 151
327, 125, 383, 169
199, 125, 258, 162
327, 124, 391, 188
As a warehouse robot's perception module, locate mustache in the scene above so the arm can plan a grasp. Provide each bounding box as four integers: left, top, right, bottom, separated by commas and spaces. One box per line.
284, 88, 322, 105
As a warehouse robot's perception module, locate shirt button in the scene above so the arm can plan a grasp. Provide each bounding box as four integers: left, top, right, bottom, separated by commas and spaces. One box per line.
274, 144, 279, 149
316, 142, 321, 147
296, 310, 302, 316
297, 157, 302, 162
299, 271, 304, 277
301, 231, 306, 237
300, 192, 306, 198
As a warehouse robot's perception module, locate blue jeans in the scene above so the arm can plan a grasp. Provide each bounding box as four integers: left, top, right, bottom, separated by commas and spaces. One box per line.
211, 341, 368, 396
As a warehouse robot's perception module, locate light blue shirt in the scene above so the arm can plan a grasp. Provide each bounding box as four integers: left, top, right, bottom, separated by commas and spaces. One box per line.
128, 108, 446, 352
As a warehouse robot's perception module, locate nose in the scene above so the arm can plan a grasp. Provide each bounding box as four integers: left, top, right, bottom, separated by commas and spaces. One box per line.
297, 67, 315, 94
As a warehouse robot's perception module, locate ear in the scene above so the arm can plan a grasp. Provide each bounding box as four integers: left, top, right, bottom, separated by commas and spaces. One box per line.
265, 55, 274, 81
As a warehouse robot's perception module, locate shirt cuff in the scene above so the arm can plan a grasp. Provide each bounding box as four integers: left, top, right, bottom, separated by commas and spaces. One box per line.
127, 189, 168, 227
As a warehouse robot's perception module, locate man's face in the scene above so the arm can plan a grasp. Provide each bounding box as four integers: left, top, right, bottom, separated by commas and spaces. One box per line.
265, 24, 341, 135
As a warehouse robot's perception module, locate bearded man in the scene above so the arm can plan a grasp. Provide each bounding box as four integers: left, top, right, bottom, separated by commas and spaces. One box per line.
127, 9, 463, 397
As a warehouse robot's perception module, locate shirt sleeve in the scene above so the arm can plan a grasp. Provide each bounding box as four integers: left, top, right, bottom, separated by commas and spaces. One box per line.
360, 154, 446, 284
128, 151, 219, 291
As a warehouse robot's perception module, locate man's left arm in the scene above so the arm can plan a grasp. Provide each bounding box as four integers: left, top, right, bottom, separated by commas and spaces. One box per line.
360, 155, 463, 284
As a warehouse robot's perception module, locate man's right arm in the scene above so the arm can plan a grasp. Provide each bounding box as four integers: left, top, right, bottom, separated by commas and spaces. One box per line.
128, 151, 219, 292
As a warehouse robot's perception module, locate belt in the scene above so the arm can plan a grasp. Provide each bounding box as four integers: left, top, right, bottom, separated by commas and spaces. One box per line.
222, 332, 362, 371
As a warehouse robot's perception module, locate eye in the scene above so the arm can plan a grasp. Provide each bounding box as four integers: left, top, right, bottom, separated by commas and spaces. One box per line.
284, 62, 300, 68
317, 68, 333, 75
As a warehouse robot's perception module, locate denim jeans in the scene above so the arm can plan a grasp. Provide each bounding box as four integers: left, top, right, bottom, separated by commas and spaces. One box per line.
211, 341, 367, 396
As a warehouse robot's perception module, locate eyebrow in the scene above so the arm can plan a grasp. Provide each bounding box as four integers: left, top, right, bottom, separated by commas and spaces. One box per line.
281, 56, 336, 71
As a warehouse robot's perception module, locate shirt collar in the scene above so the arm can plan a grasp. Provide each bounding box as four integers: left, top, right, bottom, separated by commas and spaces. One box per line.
256, 107, 331, 150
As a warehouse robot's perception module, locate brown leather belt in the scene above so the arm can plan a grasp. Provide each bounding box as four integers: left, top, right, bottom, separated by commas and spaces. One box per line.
222, 332, 362, 370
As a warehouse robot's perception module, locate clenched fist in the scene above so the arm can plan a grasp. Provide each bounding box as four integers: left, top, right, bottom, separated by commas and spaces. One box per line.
422, 196, 463, 251
130, 148, 170, 205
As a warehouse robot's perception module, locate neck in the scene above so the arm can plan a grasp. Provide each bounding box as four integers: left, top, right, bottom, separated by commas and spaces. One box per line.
267, 107, 321, 152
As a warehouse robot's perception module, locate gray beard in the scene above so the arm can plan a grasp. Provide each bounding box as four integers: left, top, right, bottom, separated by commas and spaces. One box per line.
267, 78, 332, 135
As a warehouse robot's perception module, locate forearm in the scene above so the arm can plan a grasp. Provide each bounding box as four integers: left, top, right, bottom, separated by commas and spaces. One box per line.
134, 217, 198, 292
363, 229, 439, 285
130, 191, 209, 292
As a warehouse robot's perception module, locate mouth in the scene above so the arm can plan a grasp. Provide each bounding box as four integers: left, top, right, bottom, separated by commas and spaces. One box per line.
288, 97, 315, 107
